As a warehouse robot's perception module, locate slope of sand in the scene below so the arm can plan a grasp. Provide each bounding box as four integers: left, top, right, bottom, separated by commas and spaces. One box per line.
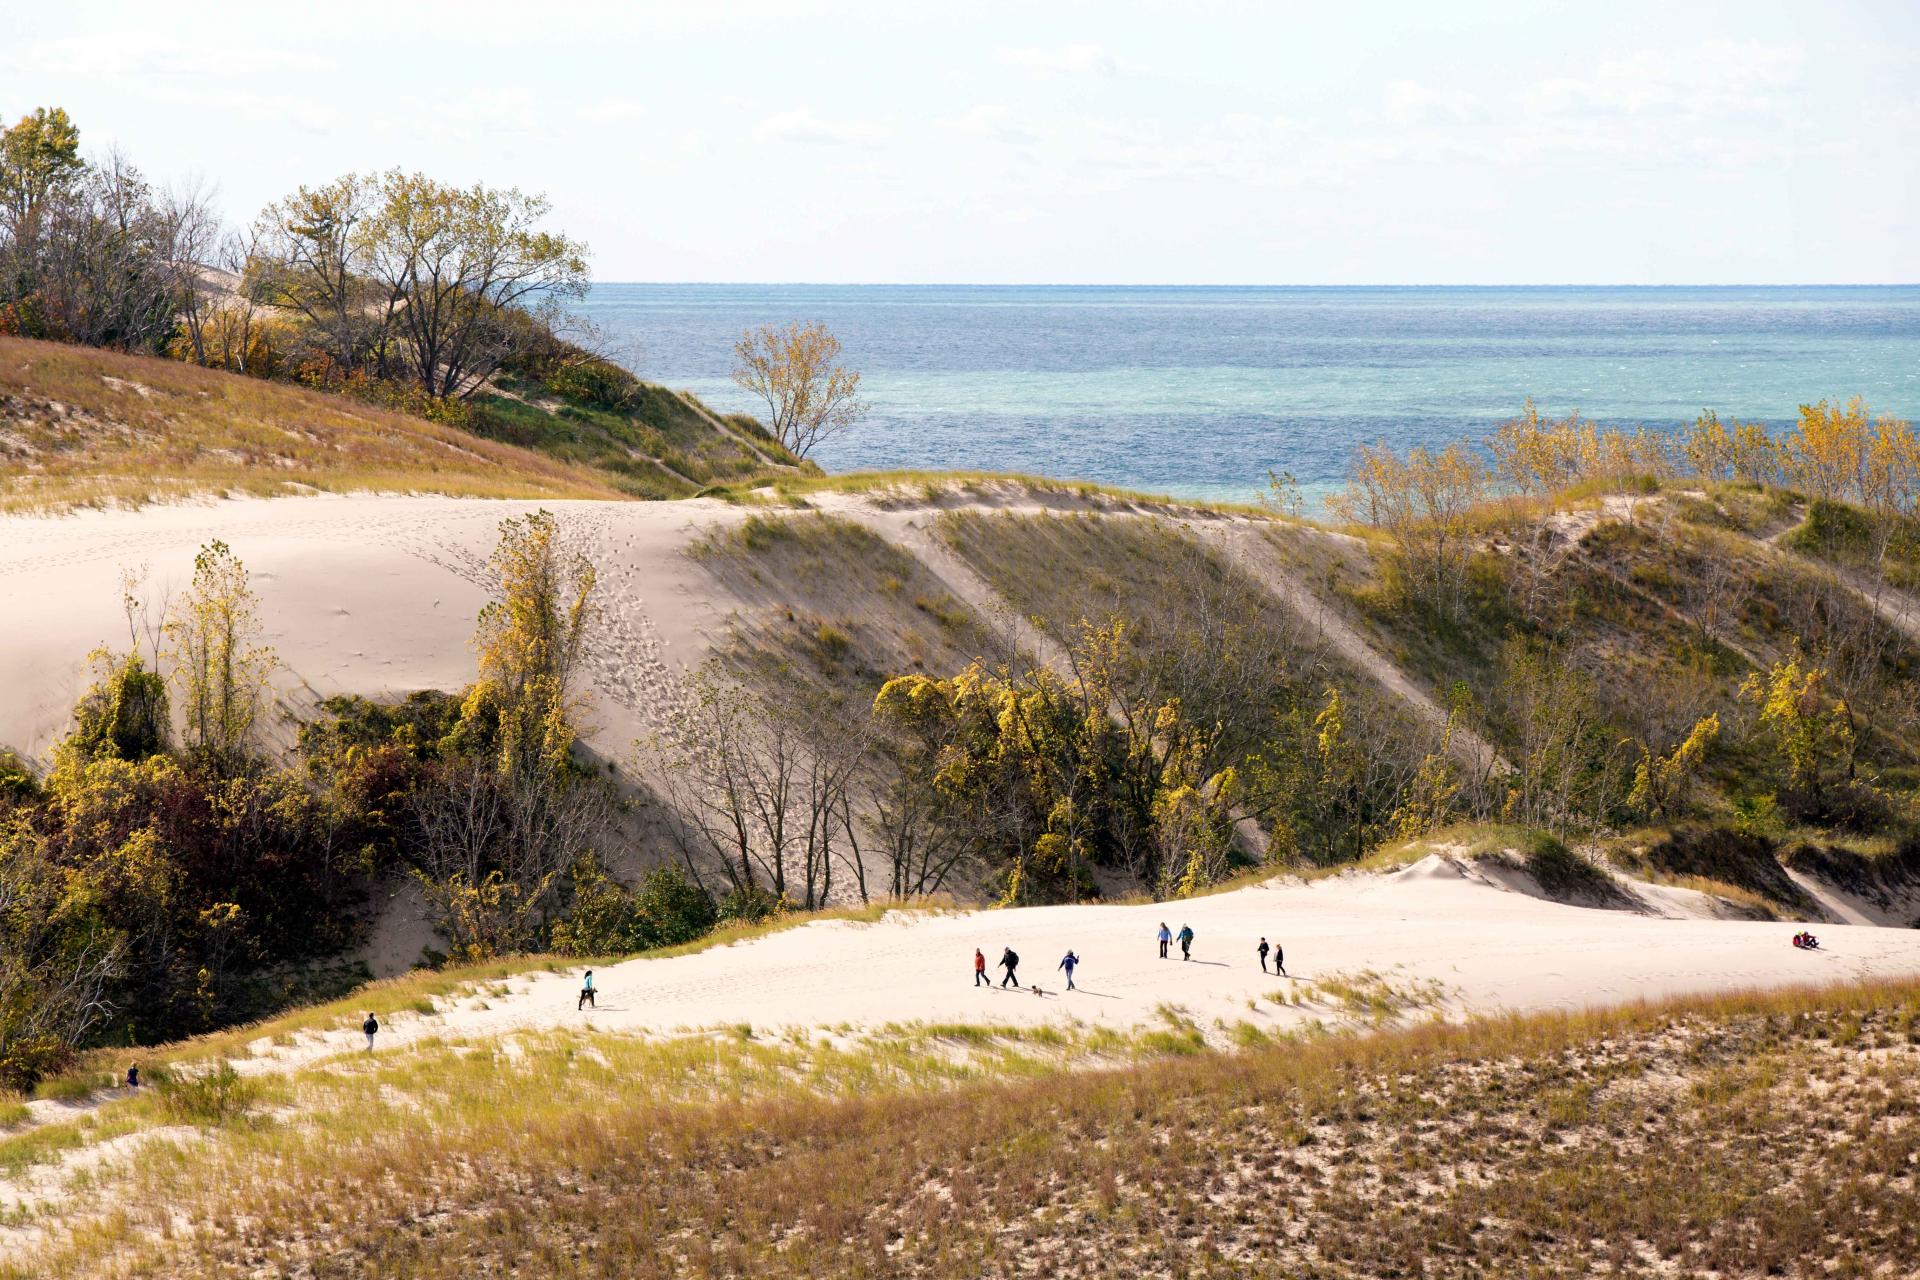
254, 855, 1920, 1070
0, 494, 749, 764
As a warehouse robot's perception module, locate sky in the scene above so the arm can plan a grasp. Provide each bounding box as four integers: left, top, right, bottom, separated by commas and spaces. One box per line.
3, 0, 1917, 284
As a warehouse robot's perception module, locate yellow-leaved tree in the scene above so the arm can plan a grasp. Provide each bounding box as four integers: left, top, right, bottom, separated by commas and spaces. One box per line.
459, 508, 599, 778
1627, 713, 1721, 820
1335, 440, 1488, 616
164, 541, 275, 765
731, 321, 867, 459
1740, 649, 1851, 814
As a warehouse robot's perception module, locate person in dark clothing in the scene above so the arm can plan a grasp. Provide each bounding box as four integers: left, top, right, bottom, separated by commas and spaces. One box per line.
1000, 947, 1021, 988
1058, 950, 1079, 991
363, 1012, 379, 1052
579, 969, 596, 1010
1157, 922, 1171, 959
974, 948, 990, 987
1273, 940, 1287, 976
125, 1065, 140, 1091
1177, 924, 1194, 960
1258, 937, 1270, 973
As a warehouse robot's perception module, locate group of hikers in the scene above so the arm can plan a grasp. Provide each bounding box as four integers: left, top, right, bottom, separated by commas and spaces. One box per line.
164, 900, 1860, 1083
971, 923, 1291, 992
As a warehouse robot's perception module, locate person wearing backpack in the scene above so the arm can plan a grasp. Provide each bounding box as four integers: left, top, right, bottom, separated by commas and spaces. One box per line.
1177, 924, 1195, 961
1000, 946, 1021, 988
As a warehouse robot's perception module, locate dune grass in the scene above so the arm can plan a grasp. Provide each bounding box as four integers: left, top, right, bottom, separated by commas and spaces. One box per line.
699, 467, 1274, 517
0, 337, 630, 512
8, 975, 1920, 1277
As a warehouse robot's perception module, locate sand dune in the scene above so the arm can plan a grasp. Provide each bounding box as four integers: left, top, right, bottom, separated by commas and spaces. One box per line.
247, 854, 1920, 1072
0, 493, 749, 765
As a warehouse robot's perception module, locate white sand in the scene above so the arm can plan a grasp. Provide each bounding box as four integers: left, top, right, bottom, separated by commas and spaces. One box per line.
276, 855, 1920, 1068
0, 493, 758, 765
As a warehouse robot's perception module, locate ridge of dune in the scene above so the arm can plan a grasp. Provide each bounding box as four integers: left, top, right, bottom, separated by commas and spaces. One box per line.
209, 855, 1920, 1080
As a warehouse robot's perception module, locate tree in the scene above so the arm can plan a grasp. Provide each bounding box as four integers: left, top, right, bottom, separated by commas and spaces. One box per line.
0, 825, 125, 1090
731, 321, 867, 459
0, 107, 83, 242
165, 541, 275, 764
657, 670, 869, 911
1627, 713, 1720, 821
1741, 649, 1853, 816
363, 172, 590, 399
1335, 440, 1489, 616
1787, 398, 1869, 504
1494, 638, 1616, 832
408, 754, 607, 961
251, 174, 387, 379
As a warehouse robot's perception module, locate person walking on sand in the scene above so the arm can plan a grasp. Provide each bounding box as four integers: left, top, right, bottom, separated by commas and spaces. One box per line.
362, 1012, 379, 1053
1177, 923, 1195, 961
1258, 937, 1271, 973
1000, 946, 1021, 989
1058, 950, 1079, 991
974, 948, 990, 987
124, 1064, 140, 1091
1273, 939, 1287, 977
1157, 922, 1172, 959
579, 969, 596, 1010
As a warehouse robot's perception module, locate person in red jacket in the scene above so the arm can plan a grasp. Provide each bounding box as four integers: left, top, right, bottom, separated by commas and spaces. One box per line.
973, 948, 989, 986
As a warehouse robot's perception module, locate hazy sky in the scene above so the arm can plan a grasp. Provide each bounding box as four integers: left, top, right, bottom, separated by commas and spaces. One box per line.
4, 1, 1916, 283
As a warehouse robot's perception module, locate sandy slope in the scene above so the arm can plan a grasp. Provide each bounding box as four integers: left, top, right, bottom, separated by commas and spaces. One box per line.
0, 493, 747, 764
240, 855, 1920, 1072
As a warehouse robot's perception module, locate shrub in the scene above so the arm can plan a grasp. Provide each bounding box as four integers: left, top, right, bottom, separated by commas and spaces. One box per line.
64, 651, 170, 764
0, 1034, 75, 1097
550, 857, 717, 956
547, 356, 640, 412
718, 885, 785, 925
158, 1060, 258, 1126
0, 750, 38, 809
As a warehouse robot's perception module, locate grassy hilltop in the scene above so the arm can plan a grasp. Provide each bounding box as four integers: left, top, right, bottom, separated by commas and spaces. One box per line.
0, 336, 809, 512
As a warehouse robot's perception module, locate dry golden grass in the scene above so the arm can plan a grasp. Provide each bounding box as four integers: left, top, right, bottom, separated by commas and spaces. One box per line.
0, 337, 626, 511
9, 976, 1920, 1277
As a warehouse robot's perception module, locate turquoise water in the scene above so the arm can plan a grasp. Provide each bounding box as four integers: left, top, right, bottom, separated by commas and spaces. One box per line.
578, 285, 1920, 503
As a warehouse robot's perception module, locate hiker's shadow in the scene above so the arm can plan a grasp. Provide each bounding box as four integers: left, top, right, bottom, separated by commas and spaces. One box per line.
1184, 960, 1232, 968
1068, 989, 1121, 1000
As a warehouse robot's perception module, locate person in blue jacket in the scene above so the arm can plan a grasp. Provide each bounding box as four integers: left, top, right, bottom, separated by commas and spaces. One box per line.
1157, 922, 1172, 959
1177, 923, 1195, 960
1058, 950, 1079, 991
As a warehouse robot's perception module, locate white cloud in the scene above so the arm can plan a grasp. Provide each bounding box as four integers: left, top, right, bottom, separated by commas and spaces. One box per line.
1525, 41, 1803, 120
996, 43, 1122, 76
1381, 80, 1481, 126
940, 104, 1039, 143
753, 109, 891, 146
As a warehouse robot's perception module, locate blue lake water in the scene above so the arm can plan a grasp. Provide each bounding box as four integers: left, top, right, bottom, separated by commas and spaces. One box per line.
578, 284, 1920, 504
